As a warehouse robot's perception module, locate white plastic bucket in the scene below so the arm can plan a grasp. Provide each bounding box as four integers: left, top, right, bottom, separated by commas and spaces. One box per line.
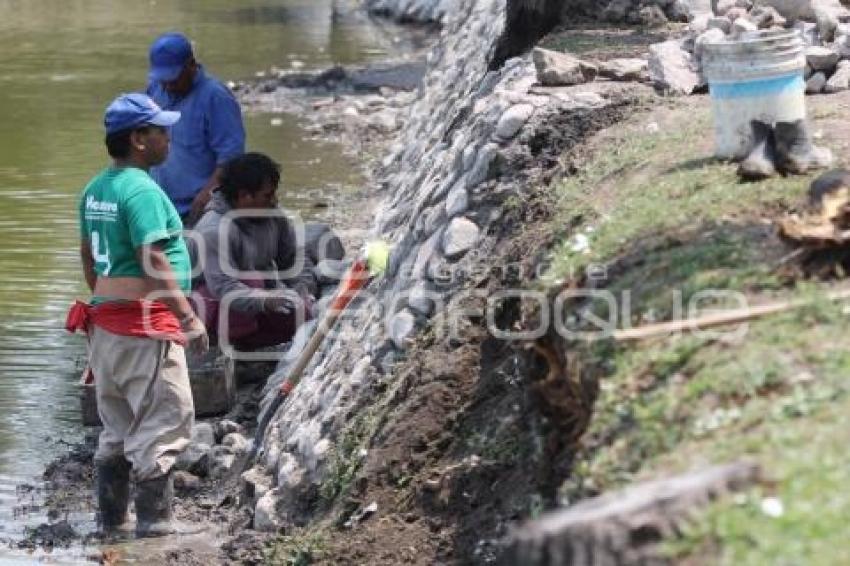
702, 30, 806, 159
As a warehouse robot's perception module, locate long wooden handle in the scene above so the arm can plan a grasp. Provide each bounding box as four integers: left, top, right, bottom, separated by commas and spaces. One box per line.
278, 259, 371, 394
613, 286, 850, 342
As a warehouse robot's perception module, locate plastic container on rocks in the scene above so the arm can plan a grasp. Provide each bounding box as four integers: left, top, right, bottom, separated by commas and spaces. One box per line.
702, 29, 806, 159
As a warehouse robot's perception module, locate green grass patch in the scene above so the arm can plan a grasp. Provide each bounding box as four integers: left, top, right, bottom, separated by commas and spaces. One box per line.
546, 106, 816, 287
544, 100, 850, 560
265, 530, 327, 566
564, 292, 850, 492
662, 394, 850, 565
320, 407, 379, 503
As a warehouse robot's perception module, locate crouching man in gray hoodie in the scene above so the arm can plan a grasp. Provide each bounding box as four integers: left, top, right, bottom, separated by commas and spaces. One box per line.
190, 152, 318, 351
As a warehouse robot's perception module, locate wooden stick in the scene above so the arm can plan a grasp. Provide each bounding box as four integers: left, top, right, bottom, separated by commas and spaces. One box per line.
613, 286, 850, 342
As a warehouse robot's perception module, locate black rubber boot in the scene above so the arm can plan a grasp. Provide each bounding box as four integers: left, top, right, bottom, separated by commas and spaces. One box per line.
96, 455, 131, 533
775, 119, 833, 175
135, 470, 175, 538
738, 120, 777, 181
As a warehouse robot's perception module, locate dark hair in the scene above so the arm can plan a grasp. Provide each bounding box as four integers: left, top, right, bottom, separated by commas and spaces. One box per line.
104, 125, 157, 159
105, 128, 134, 159
219, 152, 281, 205
809, 169, 850, 208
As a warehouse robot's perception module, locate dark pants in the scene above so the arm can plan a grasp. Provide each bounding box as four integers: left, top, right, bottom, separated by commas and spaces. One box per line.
192, 280, 299, 350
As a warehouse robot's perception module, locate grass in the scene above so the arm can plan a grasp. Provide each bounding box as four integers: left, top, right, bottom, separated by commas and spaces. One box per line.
544, 98, 850, 561
661, 393, 850, 565
265, 530, 327, 566
546, 107, 813, 287
319, 407, 379, 504
538, 26, 671, 59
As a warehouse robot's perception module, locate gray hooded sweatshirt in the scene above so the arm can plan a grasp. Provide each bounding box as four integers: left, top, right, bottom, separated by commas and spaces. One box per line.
189, 192, 317, 314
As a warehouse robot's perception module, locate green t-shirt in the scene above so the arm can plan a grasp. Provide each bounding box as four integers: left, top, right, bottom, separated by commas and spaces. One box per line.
79, 166, 191, 291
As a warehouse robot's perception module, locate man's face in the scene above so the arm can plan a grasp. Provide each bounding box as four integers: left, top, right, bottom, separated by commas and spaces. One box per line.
138, 125, 171, 166
162, 61, 195, 96
237, 180, 279, 210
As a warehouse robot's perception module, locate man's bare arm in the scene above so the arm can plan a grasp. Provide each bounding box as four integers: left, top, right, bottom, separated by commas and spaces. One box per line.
188, 166, 223, 225
137, 244, 209, 353
80, 240, 97, 292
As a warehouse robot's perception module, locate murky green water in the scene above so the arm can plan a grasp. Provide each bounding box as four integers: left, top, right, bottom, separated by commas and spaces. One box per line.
0, 0, 393, 559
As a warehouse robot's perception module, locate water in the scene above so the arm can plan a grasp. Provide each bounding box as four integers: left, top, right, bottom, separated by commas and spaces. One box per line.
0, 0, 397, 560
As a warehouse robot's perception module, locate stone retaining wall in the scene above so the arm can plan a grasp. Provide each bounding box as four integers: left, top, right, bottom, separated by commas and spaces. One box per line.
244, 0, 631, 530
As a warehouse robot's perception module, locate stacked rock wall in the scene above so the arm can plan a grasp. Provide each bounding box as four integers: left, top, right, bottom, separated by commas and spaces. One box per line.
600, 0, 694, 24
364, 0, 456, 23
248, 0, 509, 529
246, 0, 629, 529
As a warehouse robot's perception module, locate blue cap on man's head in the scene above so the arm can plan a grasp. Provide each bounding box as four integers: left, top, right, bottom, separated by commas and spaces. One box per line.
149, 32, 193, 82
104, 93, 181, 135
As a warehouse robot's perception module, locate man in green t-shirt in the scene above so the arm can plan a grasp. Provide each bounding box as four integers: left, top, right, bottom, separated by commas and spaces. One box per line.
74, 93, 208, 537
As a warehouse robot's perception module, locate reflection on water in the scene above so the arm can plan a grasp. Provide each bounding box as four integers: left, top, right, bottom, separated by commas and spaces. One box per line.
0, 0, 390, 558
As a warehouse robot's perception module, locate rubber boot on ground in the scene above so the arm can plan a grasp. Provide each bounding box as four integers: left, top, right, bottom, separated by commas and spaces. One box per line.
135, 470, 175, 538
96, 455, 132, 534
774, 119, 833, 175
737, 120, 777, 181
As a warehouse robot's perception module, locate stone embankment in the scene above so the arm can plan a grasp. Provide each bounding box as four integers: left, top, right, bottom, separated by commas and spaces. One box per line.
364, 0, 454, 23
237, 0, 640, 534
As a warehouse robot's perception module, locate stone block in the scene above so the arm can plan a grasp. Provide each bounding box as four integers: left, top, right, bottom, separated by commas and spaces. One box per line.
532, 48, 598, 86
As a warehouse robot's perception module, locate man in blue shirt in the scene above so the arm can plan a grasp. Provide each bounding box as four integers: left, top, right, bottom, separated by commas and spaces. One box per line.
147, 32, 245, 225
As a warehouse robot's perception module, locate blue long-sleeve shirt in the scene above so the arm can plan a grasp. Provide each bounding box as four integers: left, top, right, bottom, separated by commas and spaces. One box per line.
147, 66, 245, 216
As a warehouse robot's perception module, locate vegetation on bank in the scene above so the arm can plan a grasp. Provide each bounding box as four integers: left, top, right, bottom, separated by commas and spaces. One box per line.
545, 96, 850, 563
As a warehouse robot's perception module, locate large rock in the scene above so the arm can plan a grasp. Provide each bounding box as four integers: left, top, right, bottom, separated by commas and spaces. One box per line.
825, 59, 850, 91
388, 309, 417, 350
638, 4, 669, 26
602, 0, 632, 22
254, 489, 282, 532
695, 28, 728, 63
495, 103, 535, 140
754, 0, 848, 22
714, 0, 739, 14
815, 6, 839, 42
532, 48, 598, 86
806, 70, 827, 92
806, 45, 840, 71
749, 5, 788, 27
834, 34, 850, 58
707, 15, 733, 32
223, 432, 251, 454
648, 40, 701, 95
442, 217, 481, 260
668, 0, 693, 21
466, 143, 500, 189
689, 13, 712, 34
598, 58, 649, 81
445, 184, 469, 217
175, 442, 211, 477
210, 445, 236, 477
192, 422, 216, 447
731, 16, 759, 33
407, 282, 438, 317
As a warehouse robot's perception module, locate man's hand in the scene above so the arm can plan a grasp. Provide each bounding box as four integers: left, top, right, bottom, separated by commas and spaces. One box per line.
262, 291, 301, 315
263, 288, 315, 319
187, 187, 213, 226
181, 313, 210, 355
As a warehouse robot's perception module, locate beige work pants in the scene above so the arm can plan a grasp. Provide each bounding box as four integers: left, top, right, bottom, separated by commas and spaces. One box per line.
89, 326, 194, 481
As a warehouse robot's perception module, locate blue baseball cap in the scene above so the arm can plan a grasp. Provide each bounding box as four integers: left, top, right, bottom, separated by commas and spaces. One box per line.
104, 93, 181, 135
149, 32, 193, 82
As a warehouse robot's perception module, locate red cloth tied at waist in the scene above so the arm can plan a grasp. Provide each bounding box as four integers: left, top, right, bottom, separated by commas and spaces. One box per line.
65, 300, 186, 347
